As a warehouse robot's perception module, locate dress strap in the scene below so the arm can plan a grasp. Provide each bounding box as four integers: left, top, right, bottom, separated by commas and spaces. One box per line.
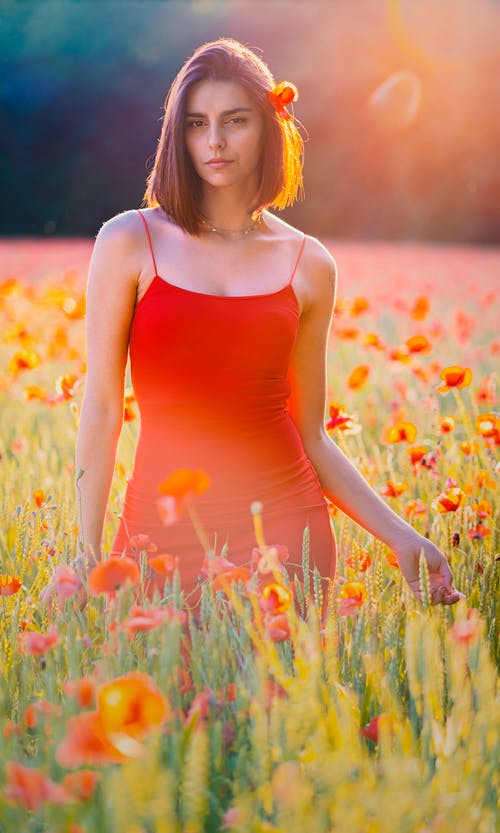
288, 232, 307, 286
136, 209, 158, 276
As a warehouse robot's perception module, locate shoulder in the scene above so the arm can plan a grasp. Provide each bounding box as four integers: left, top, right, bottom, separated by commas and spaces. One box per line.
264, 210, 337, 290
95, 208, 145, 246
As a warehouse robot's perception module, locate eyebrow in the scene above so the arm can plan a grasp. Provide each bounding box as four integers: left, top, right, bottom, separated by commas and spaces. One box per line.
185, 107, 253, 117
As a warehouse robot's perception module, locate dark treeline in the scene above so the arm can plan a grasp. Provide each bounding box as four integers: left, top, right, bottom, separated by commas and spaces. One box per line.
2, 0, 499, 243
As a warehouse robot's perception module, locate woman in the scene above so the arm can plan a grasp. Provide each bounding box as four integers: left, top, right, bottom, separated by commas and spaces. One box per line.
44, 37, 464, 614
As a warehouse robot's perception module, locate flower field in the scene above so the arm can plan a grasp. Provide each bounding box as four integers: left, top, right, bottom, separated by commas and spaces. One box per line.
0, 238, 499, 832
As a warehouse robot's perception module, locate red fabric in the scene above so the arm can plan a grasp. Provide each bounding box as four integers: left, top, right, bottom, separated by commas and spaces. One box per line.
109, 210, 337, 602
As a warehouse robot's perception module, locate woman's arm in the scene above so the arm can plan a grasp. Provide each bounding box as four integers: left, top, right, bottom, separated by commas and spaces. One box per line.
289, 237, 465, 605
73, 213, 143, 572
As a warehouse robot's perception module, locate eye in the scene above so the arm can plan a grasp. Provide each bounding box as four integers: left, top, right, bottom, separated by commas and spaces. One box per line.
186, 120, 203, 128
229, 117, 247, 124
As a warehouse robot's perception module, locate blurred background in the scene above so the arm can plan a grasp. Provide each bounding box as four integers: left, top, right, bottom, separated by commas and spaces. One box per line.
1, 0, 499, 243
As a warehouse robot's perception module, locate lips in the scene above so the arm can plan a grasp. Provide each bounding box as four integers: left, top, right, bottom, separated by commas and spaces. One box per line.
206, 159, 232, 165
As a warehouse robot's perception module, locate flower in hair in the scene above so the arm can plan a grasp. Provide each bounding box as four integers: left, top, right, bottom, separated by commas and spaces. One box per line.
268, 81, 298, 120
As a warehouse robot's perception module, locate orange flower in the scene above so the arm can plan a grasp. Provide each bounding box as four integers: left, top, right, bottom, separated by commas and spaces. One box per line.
61, 770, 99, 801
459, 440, 480, 455
407, 445, 429, 465
338, 580, 367, 615
326, 402, 353, 431
8, 349, 41, 376
475, 499, 492, 518
97, 672, 170, 744
64, 677, 96, 708
335, 325, 360, 340
158, 468, 211, 499
128, 533, 158, 555
467, 524, 491, 539
56, 711, 130, 768
432, 486, 464, 514
380, 481, 408, 498
121, 604, 167, 636
260, 582, 293, 614
24, 699, 61, 729
55, 372, 81, 400
449, 609, 482, 646
87, 556, 140, 595
267, 81, 298, 120
384, 421, 417, 444
474, 374, 496, 406
384, 549, 400, 568
474, 412, 500, 440
18, 624, 59, 656
347, 364, 370, 390
0, 574, 22, 597
387, 346, 411, 364
437, 365, 472, 392
405, 334, 431, 354
250, 544, 290, 576
440, 416, 456, 433
33, 488, 46, 507
363, 332, 386, 350
264, 611, 291, 642
148, 552, 180, 576
410, 296, 430, 320
212, 567, 252, 595
350, 296, 370, 317
404, 499, 427, 518
476, 469, 496, 489
346, 550, 372, 571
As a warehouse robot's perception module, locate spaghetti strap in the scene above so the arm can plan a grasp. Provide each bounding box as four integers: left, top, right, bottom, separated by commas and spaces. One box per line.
136, 209, 158, 277
288, 232, 307, 286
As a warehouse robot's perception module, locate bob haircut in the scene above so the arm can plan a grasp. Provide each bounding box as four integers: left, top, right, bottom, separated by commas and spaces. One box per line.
143, 37, 305, 236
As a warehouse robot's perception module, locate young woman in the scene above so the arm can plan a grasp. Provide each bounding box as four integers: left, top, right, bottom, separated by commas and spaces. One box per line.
43, 37, 464, 614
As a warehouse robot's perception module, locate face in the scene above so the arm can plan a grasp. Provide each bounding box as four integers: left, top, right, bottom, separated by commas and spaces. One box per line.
184, 79, 265, 190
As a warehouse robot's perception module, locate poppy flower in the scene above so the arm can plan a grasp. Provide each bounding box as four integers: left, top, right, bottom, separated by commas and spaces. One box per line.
436, 365, 472, 392
23, 699, 61, 729
474, 412, 500, 441
449, 612, 482, 646
467, 524, 491, 540
363, 332, 386, 350
474, 374, 496, 406
380, 480, 408, 498
87, 556, 140, 595
474, 499, 492, 518
410, 296, 430, 320
158, 468, 211, 499
350, 296, 370, 316
387, 346, 411, 364
347, 364, 370, 390
338, 581, 367, 615
53, 565, 81, 602
0, 574, 22, 597
64, 677, 96, 708
459, 440, 480, 455
405, 334, 432, 354
440, 417, 456, 433
97, 672, 170, 743
33, 489, 47, 508
431, 487, 464, 514
60, 770, 99, 801
250, 544, 289, 576
407, 445, 429, 465
335, 325, 360, 340
148, 552, 180, 575
326, 402, 353, 430
18, 624, 59, 656
121, 604, 167, 636
267, 81, 298, 120
128, 533, 158, 555
384, 421, 417, 444
259, 581, 293, 615
212, 567, 252, 595
403, 499, 427, 519
359, 713, 395, 743
346, 550, 372, 571
56, 711, 131, 768
8, 349, 41, 376
264, 611, 291, 642
4, 762, 70, 810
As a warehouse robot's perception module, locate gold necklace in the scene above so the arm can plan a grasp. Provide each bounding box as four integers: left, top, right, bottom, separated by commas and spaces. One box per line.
199, 213, 263, 236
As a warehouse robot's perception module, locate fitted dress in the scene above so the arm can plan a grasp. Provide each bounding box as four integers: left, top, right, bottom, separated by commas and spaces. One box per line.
109, 209, 337, 600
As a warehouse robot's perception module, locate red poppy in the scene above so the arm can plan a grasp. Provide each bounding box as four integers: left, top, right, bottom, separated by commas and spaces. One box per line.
87, 556, 140, 595
436, 365, 472, 392
0, 574, 22, 597
212, 567, 252, 594
405, 334, 431, 354
380, 481, 408, 498
267, 81, 298, 120
259, 582, 293, 615
432, 487, 464, 514
18, 624, 59, 656
338, 581, 367, 615
347, 364, 370, 390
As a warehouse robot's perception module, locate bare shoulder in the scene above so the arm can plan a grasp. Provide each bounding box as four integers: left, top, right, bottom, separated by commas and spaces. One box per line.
264, 211, 337, 292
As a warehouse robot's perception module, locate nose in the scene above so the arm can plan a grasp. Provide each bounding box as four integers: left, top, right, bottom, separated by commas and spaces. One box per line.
208, 124, 225, 151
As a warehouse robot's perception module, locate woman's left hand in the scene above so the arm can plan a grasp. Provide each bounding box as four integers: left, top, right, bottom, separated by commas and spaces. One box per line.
391, 531, 466, 606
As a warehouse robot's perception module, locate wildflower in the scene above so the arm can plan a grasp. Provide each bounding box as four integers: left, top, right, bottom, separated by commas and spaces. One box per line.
259, 582, 293, 615
33, 488, 47, 508
56, 711, 130, 767
55, 373, 81, 400
452, 532, 460, 547
346, 550, 372, 571
53, 565, 81, 602
128, 533, 158, 555
338, 580, 367, 615
148, 552, 180, 576
436, 365, 472, 392
326, 402, 354, 431
350, 296, 370, 316
459, 440, 480, 455
212, 567, 252, 595
87, 556, 140, 595
250, 544, 289, 576
23, 699, 61, 729
380, 480, 408, 498
410, 296, 430, 320
384, 421, 417, 443
4, 763, 71, 810
449, 609, 482, 646
359, 713, 395, 743
432, 487, 465, 514
387, 345, 410, 363
474, 374, 496, 406
60, 770, 99, 801
467, 524, 491, 540
404, 498, 427, 518
156, 468, 211, 525
268, 81, 298, 120
264, 611, 291, 641
475, 412, 500, 442
474, 499, 492, 518
200, 552, 238, 579
363, 332, 386, 350
121, 604, 167, 636
18, 624, 59, 656
0, 574, 22, 597
405, 334, 431, 354
335, 325, 359, 339
8, 349, 41, 376
64, 677, 96, 708
440, 416, 455, 433
407, 445, 429, 466
347, 364, 370, 389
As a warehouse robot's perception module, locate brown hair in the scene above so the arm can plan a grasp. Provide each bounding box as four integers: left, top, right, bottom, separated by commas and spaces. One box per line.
142, 37, 305, 236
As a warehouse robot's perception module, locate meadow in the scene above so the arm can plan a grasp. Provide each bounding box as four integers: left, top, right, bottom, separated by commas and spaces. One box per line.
0, 238, 498, 833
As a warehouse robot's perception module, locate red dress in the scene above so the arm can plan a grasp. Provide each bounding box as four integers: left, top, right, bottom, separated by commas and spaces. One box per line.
109, 209, 337, 600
